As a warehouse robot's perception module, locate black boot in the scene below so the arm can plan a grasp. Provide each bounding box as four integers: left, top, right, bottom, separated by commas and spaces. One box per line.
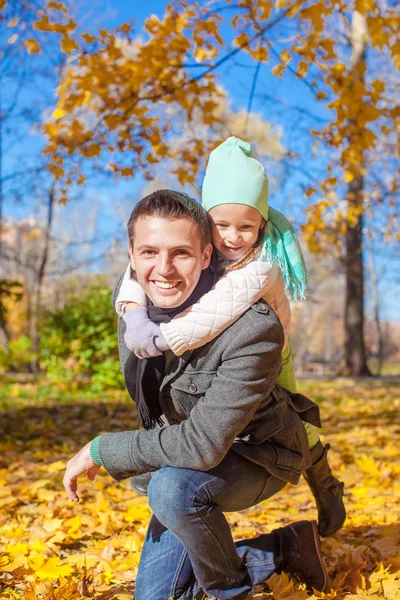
303, 442, 346, 537
130, 472, 152, 496
283, 520, 329, 592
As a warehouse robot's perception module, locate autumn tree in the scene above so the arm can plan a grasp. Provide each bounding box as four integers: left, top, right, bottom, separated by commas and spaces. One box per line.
2, 0, 398, 375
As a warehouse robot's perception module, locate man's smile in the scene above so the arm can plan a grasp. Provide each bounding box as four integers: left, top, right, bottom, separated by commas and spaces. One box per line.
152, 280, 182, 293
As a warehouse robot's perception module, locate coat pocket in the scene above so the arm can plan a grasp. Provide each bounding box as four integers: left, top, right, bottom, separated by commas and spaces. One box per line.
237, 404, 284, 444
169, 371, 216, 414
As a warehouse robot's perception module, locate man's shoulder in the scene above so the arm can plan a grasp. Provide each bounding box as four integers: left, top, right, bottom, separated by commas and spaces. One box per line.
234, 298, 281, 329
209, 298, 283, 348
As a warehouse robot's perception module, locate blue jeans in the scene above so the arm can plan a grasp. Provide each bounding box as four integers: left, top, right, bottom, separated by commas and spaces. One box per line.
135, 452, 300, 600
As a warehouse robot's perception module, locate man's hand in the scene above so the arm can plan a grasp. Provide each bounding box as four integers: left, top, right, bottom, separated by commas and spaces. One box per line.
63, 442, 101, 503
123, 306, 168, 358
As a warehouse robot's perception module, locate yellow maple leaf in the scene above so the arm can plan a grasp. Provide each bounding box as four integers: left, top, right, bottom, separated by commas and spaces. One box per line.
32, 556, 73, 580
82, 143, 101, 158
52, 106, 66, 119
272, 64, 286, 77
47, 0, 68, 12
60, 35, 79, 54
81, 32, 97, 43
343, 169, 354, 183
25, 38, 41, 54
47, 459, 67, 473
22, 582, 38, 600
234, 32, 249, 48
121, 167, 134, 177
42, 517, 64, 533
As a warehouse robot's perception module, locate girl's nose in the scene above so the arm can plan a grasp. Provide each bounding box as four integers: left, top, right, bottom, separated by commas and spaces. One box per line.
226, 229, 241, 245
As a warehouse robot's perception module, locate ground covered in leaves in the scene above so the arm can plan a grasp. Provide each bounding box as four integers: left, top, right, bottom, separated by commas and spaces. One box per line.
0, 378, 399, 600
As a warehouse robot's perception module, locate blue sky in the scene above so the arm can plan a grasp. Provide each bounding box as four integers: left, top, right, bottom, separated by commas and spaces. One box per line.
2, 0, 399, 322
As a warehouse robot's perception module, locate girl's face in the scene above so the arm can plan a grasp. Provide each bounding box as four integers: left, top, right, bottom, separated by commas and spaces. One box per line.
209, 204, 265, 260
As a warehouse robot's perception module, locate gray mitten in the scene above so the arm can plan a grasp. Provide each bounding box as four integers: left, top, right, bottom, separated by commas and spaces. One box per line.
122, 307, 168, 358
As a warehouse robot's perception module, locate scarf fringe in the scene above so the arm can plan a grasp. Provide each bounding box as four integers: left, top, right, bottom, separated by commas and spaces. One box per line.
260, 207, 308, 302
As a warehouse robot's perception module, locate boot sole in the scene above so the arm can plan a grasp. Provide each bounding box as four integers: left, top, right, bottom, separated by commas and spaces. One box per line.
310, 520, 329, 593
319, 512, 346, 538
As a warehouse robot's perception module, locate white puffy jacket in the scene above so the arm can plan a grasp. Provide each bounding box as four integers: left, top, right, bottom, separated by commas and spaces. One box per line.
115, 258, 291, 355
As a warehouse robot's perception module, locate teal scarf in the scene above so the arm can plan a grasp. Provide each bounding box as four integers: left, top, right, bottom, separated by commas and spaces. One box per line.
260, 207, 308, 301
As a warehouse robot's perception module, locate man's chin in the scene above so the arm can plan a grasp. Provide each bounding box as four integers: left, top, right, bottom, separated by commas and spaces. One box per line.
148, 288, 188, 309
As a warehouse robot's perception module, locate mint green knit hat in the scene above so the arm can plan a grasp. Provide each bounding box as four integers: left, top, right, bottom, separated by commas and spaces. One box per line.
202, 137, 269, 220
202, 136, 308, 300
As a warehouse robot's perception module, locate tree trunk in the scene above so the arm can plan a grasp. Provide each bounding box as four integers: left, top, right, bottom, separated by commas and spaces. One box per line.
367, 244, 384, 375
343, 176, 371, 375
342, 11, 372, 376
30, 188, 54, 372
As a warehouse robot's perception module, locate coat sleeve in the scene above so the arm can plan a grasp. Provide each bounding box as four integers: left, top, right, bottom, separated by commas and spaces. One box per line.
114, 264, 147, 315
160, 258, 281, 356
98, 309, 284, 481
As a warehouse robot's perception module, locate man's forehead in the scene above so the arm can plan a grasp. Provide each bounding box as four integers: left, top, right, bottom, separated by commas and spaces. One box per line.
133, 215, 202, 245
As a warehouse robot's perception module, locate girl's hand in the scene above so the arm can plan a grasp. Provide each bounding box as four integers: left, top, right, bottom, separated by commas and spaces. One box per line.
123, 306, 168, 358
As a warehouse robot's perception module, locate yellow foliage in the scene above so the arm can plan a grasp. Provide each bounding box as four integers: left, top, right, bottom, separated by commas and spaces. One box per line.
25, 38, 41, 54
47, 1, 68, 12
234, 32, 249, 47
272, 63, 286, 77
0, 381, 399, 598
60, 35, 79, 54
280, 49, 291, 64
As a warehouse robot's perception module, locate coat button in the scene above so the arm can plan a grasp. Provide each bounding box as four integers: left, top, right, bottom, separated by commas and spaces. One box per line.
188, 384, 197, 393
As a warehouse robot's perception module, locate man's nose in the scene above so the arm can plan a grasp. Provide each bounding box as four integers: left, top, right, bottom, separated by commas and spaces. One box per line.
156, 254, 175, 276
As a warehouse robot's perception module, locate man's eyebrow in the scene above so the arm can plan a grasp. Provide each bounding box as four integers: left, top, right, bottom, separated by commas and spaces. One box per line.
135, 244, 194, 251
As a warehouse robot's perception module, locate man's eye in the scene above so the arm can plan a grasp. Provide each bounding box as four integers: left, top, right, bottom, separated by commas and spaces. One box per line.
175, 249, 189, 256
142, 250, 156, 256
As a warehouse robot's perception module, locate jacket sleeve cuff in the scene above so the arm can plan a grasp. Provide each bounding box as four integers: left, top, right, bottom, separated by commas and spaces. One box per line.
97, 431, 142, 482
90, 436, 103, 465
160, 322, 189, 356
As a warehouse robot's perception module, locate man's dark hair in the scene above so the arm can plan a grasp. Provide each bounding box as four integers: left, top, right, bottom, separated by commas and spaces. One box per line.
127, 189, 212, 250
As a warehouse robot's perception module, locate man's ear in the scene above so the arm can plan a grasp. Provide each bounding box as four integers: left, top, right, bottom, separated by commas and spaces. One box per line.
128, 244, 135, 270
201, 242, 213, 270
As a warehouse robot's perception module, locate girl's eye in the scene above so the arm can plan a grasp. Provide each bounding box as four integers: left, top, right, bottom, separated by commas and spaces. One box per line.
215, 223, 228, 229
241, 225, 254, 230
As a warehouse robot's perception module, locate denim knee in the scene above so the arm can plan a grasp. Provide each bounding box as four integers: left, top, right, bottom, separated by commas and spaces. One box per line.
148, 467, 202, 528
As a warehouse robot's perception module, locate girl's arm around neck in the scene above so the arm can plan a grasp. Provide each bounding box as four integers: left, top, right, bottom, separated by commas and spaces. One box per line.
115, 264, 147, 315
161, 256, 280, 356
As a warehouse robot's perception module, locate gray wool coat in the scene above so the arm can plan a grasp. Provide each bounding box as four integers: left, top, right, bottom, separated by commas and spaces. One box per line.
98, 275, 321, 486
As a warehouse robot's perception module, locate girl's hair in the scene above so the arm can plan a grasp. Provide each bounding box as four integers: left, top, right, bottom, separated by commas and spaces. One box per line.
224, 223, 266, 273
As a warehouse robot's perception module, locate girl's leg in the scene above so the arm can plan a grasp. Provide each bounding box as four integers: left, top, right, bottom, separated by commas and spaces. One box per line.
277, 343, 345, 537
277, 342, 319, 448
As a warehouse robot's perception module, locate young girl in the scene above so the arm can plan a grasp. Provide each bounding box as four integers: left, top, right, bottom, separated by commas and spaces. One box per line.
116, 136, 345, 538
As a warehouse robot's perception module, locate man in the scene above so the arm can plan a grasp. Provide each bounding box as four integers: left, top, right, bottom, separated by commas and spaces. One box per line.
64, 190, 328, 600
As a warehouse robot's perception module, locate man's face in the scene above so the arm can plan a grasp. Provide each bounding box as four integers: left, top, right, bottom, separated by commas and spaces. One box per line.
129, 216, 212, 309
